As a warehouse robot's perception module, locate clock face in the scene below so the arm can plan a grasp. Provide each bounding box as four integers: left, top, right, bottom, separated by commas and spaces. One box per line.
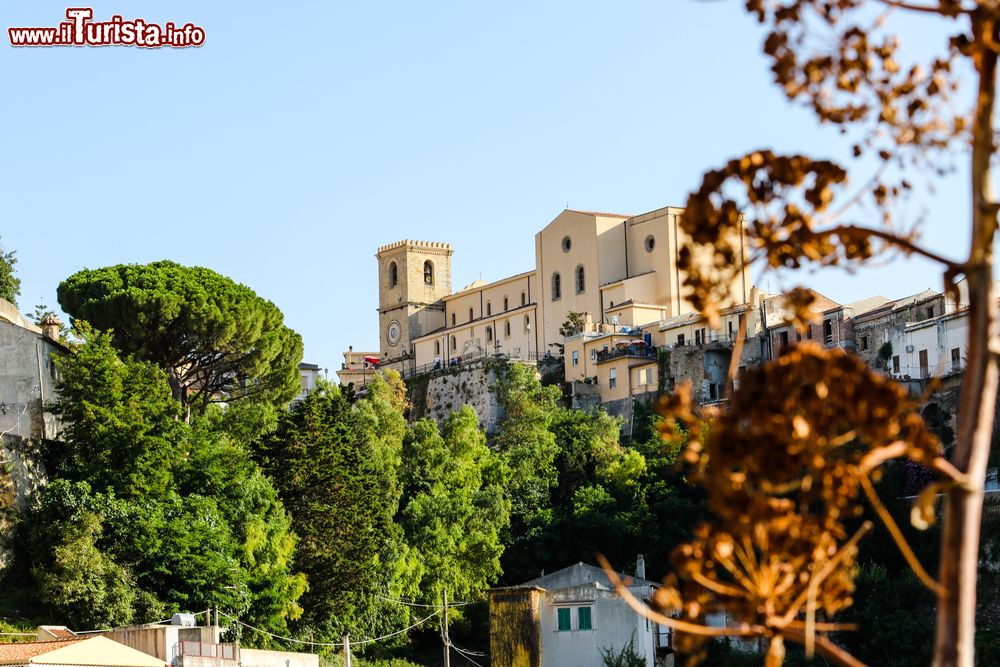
387, 320, 401, 346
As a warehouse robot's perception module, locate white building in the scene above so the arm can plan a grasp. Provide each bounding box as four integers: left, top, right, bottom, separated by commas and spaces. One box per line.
490, 559, 672, 667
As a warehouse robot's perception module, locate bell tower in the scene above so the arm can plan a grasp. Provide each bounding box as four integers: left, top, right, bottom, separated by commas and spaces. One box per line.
376, 240, 453, 371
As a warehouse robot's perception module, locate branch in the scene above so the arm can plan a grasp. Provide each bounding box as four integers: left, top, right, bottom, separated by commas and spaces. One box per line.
858, 441, 909, 474
596, 554, 766, 638
857, 471, 945, 596
873, 0, 968, 16
782, 626, 869, 667
825, 224, 963, 269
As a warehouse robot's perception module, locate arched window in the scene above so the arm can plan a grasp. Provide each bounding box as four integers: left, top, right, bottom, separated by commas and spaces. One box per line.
503, 297, 509, 311
451, 335, 457, 350
524, 315, 530, 330
434, 341, 440, 355
424, 260, 434, 285
451, 313, 456, 326
521, 291, 526, 306
469, 307, 474, 322
486, 302, 492, 316
505, 320, 511, 337
552, 272, 561, 300
389, 261, 398, 287
575, 265, 585, 294
487, 326, 493, 342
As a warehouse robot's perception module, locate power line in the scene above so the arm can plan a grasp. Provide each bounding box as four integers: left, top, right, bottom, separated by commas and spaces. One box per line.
451, 644, 487, 667
217, 609, 439, 649
376, 594, 478, 609
75, 615, 193, 635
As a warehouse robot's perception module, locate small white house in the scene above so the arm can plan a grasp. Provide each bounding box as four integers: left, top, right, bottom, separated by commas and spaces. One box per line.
490, 559, 672, 667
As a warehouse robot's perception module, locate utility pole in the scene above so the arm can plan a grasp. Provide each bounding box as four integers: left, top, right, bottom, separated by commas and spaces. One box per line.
441, 588, 450, 667
343, 632, 351, 667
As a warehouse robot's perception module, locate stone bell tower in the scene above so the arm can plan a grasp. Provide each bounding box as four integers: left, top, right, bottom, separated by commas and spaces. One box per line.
376, 240, 453, 372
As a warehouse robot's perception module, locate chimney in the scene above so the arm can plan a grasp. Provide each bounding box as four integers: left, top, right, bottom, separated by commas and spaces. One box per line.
40, 314, 61, 342
636, 554, 646, 580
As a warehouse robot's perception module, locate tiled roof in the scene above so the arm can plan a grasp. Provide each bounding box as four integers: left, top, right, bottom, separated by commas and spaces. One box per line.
0, 640, 85, 665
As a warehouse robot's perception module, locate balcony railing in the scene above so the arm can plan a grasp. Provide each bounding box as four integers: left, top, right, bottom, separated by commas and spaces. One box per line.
176, 641, 238, 660
595, 345, 657, 364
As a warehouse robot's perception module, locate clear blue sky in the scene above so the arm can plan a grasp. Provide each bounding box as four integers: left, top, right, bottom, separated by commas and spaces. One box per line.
1, 1, 974, 374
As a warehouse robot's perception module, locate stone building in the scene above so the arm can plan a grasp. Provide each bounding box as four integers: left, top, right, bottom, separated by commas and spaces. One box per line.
0, 298, 63, 441
335, 348, 379, 390
851, 288, 947, 370
367, 206, 750, 381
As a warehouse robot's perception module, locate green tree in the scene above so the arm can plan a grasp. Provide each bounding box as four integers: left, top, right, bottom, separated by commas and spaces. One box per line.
490, 362, 561, 561
57, 261, 302, 414
400, 407, 510, 603
20, 331, 305, 634
0, 238, 19, 306
47, 326, 184, 499
258, 379, 409, 643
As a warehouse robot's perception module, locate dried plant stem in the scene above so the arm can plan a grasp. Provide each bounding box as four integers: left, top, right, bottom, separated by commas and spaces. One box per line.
779, 521, 873, 628
934, 12, 1000, 665
596, 554, 766, 638
858, 471, 944, 596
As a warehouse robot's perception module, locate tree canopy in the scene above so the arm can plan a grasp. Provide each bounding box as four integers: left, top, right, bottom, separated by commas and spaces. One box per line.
10, 330, 305, 635
57, 261, 302, 414
0, 237, 20, 306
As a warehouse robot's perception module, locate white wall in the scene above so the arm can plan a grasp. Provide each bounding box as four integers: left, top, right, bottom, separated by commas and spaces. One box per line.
892, 311, 968, 379
538, 586, 662, 667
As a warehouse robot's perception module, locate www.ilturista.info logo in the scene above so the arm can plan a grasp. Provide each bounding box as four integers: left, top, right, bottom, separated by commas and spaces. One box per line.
9, 8, 205, 48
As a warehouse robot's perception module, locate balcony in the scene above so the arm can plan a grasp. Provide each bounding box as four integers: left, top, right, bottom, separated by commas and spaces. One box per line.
595, 343, 657, 364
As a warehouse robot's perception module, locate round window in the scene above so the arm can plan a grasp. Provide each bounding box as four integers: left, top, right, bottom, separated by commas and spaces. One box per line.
562, 236, 572, 252
645, 235, 655, 252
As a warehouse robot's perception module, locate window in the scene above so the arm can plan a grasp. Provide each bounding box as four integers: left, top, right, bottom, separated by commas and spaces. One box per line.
609, 368, 617, 389
452, 313, 456, 326
504, 297, 509, 311
823, 320, 833, 345
521, 291, 526, 306
524, 315, 531, 331
952, 347, 961, 372
562, 236, 572, 252
807, 327, 813, 340
644, 368, 653, 385
645, 235, 655, 252
469, 307, 474, 322
487, 327, 493, 342
861, 335, 869, 351
578, 607, 592, 631
728, 320, 735, 339
677, 333, 685, 346
552, 272, 562, 300
919, 349, 929, 378
450, 335, 457, 350
505, 321, 511, 337
590, 349, 597, 361
388, 261, 398, 288
557, 608, 571, 632
424, 260, 434, 285
927, 306, 935, 319
575, 265, 585, 293
779, 331, 789, 350
893, 355, 901, 374
709, 384, 718, 400
487, 302, 492, 316
572, 351, 579, 367
434, 341, 440, 355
